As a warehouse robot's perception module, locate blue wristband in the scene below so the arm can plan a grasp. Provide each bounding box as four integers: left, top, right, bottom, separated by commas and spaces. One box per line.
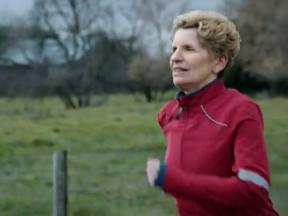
154, 162, 167, 187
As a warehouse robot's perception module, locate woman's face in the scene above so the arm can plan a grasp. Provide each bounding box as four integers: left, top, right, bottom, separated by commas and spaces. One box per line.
170, 28, 227, 92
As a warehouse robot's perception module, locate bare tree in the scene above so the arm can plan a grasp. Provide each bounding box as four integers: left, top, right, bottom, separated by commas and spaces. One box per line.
140, 0, 192, 57
220, 0, 287, 79
123, 0, 191, 102
128, 53, 172, 102
112, 0, 146, 52
26, 0, 109, 108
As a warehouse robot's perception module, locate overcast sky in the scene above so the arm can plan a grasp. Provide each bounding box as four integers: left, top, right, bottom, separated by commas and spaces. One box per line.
0, 0, 224, 63
0, 0, 33, 16
0, 0, 223, 18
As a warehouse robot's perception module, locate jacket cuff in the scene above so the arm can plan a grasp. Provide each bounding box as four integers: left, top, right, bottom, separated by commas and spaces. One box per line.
154, 162, 167, 187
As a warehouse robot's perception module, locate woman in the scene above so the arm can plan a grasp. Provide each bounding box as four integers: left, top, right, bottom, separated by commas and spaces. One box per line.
146, 10, 280, 216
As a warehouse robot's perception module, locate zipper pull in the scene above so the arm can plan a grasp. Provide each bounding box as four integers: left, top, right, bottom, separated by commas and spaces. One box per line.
176, 104, 184, 119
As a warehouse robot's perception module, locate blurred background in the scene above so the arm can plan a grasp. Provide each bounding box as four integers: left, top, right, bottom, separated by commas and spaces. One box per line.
0, 0, 287, 215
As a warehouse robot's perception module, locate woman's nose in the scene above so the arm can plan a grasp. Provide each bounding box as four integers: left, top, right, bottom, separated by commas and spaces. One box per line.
171, 50, 183, 62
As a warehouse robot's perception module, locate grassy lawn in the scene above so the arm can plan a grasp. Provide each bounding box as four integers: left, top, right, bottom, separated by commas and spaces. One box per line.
0, 94, 287, 216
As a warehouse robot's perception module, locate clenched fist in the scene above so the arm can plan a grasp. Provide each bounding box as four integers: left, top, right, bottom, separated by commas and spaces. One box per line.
146, 158, 160, 186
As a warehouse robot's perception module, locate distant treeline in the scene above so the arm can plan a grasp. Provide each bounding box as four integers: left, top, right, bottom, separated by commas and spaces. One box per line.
0, 59, 287, 104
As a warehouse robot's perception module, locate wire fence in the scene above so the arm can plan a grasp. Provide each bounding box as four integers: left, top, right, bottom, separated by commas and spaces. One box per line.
0, 149, 287, 216
0, 149, 175, 216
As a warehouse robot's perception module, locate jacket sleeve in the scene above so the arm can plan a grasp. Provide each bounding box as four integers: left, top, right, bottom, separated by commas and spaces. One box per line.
158, 100, 178, 129
155, 102, 272, 208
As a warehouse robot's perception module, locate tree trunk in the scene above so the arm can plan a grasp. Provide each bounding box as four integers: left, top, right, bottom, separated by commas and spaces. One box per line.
144, 85, 153, 103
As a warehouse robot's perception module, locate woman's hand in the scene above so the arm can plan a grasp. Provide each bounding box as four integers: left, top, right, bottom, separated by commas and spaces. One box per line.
146, 158, 160, 186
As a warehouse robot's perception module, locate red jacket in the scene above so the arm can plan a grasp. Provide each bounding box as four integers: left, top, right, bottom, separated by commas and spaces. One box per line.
155, 78, 279, 216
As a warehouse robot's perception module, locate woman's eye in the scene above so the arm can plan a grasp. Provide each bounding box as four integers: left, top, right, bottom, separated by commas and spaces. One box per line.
184, 46, 194, 51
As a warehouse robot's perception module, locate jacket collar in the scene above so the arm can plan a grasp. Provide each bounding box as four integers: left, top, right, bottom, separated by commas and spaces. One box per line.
176, 78, 226, 107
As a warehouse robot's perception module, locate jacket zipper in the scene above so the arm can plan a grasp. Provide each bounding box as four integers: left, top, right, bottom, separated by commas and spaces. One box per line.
176, 104, 184, 119
177, 105, 198, 215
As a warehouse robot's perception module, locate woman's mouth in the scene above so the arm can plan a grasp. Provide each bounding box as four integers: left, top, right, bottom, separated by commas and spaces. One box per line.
173, 67, 188, 72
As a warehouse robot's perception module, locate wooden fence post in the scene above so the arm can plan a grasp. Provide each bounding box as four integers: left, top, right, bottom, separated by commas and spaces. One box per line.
53, 151, 68, 216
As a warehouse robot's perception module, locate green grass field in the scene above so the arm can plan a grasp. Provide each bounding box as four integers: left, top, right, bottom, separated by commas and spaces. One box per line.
0, 94, 287, 216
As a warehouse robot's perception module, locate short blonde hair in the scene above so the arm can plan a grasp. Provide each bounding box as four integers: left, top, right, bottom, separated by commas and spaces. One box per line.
173, 10, 241, 69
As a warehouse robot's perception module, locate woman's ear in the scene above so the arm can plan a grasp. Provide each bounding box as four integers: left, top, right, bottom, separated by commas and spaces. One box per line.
213, 54, 229, 74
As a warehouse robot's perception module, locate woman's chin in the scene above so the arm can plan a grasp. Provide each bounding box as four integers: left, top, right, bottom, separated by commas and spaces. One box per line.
173, 78, 190, 88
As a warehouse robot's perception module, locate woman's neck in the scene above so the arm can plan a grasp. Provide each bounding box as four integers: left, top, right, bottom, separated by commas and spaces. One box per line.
184, 77, 218, 95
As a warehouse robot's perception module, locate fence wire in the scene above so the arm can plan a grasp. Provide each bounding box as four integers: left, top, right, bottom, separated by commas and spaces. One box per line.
0, 148, 287, 216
